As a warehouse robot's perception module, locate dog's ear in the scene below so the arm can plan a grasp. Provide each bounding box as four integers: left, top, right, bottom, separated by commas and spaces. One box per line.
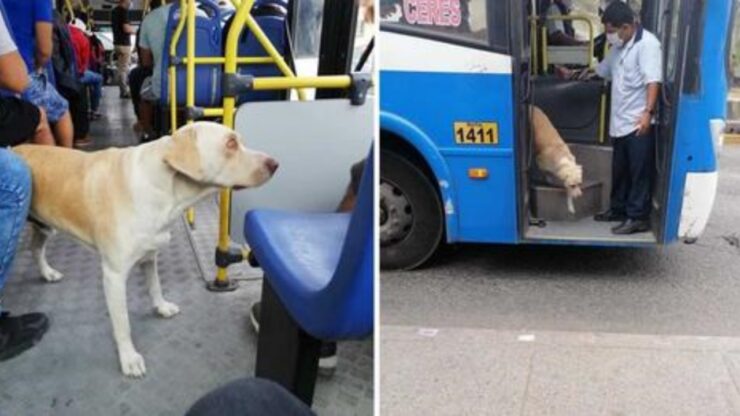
163, 127, 205, 181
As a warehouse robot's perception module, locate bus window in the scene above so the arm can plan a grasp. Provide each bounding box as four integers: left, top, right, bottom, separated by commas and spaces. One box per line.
665, 0, 681, 80
380, 0, 489, 45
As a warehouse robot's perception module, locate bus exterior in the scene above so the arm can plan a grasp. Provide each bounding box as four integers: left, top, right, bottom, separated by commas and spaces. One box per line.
379, 0, 735, 270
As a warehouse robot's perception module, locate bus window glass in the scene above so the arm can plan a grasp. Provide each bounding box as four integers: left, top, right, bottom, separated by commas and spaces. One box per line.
380, 0, 489, 45
294, 0, 324, 59
665, 0, 681, 80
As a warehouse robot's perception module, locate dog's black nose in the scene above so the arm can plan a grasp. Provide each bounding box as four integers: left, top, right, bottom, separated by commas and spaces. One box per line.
265, 158, 279, 175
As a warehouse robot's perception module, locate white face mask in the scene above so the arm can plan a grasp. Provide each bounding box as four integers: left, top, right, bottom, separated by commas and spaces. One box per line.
606, 32, 624, 48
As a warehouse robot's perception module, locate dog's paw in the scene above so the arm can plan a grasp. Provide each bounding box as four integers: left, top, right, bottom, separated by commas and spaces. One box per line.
155, 301, 180, 318
120, 351, 147, 378
41, 267, 64, 283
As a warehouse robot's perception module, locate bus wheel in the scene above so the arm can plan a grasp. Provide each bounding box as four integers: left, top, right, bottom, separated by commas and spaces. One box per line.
380, 150, 444, 270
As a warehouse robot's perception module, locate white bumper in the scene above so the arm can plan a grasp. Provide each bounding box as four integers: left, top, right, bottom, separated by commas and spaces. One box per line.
678, 171, 718, 240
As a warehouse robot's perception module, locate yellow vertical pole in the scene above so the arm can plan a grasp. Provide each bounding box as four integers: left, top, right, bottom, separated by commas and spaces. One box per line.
212, 0, 255, 288
185, 0, 197, 227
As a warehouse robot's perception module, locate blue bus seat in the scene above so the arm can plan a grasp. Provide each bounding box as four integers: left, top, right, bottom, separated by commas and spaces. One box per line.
161, 0, 224, 107
244, 145, 374, 341
245, 145, 372, 404
222, 0, 290, 104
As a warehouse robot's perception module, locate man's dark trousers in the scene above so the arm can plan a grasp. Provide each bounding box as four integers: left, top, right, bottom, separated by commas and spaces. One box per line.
609, 127, 655, 220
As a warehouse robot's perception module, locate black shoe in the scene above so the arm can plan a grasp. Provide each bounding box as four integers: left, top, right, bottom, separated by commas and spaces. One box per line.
594, 210, 627, 222
0, 312, 50, 362
612, 219, 650, 235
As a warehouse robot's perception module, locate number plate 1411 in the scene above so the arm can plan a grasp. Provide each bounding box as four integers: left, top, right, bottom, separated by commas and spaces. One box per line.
454, 122, 499, 145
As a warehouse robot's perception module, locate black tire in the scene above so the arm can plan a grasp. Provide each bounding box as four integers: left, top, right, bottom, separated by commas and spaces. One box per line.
380, 150, 444, 270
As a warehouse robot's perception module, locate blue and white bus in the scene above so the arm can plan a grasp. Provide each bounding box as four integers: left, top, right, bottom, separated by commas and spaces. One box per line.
379, 0, 735, 269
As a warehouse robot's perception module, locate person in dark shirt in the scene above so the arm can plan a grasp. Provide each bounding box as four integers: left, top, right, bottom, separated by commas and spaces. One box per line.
111, 0, 135, 98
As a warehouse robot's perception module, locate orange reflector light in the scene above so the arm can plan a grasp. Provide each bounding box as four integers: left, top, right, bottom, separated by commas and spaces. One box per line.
468, 168, 488, 179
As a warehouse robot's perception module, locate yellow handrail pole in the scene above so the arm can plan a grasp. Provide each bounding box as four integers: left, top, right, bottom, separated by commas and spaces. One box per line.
182, 56, 275, 64
243, 14, 307, 100
541, 26, 548, 73
212, 0, 256, 287
169, 0, 188, 131
186, 0, 196, 121
252, 75, 351, 90
185, 0, 197, 226
64, 0, 75, 20
530, 19, 538, 76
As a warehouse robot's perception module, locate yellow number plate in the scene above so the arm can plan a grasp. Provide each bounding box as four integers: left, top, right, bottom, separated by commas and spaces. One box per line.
454, 122, 499, 145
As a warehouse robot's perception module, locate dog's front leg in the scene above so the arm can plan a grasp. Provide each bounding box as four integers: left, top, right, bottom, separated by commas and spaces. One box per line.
102, 262, 146, 377
141, 251, 180, 318
30, 225, 63, 282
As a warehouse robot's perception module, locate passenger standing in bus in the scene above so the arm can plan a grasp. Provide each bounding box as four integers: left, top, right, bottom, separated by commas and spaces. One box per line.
593, 2, 662, 234
3, 0, 75, 148
111, 0, 135, 99
0, 8, 51, 363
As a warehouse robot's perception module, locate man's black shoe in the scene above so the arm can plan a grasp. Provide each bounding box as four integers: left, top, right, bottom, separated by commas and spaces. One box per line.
0, 312, 50, 362
612, 219, 651, 235
594, 210, 627, 222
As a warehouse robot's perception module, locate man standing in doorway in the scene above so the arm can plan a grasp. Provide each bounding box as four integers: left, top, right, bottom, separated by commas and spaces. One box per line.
111, 0, 135, 98
592, 2, 662, 234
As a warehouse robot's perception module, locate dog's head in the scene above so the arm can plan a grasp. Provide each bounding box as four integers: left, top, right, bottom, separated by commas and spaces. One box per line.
163, 122, 278, 189
559, 162, 583, 200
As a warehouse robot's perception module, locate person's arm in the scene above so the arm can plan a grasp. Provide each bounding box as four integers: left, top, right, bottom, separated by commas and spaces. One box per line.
0, 14, 28, 92
549, 30, 584, 46
0, 51, 30, 92
34, 22, 53, 71
32, 0, 54, 71
139, 47, 153, 69
636, 38, 663, 135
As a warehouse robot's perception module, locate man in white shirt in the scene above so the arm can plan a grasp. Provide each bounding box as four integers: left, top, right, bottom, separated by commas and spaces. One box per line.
592, 2, 662, 234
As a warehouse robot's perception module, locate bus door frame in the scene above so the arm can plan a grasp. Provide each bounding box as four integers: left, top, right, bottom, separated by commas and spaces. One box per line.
511, 0, 534, 241
650, 0, 693, 243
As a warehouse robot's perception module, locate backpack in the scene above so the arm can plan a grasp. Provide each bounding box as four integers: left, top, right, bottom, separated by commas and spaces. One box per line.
51, 11, 82, 97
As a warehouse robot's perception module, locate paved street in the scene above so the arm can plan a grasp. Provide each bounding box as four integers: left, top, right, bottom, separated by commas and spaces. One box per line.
381, 146, 740, 415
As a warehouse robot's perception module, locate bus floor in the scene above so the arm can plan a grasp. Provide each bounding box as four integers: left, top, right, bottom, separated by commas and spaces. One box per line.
525, 217, 657, 244
0, 87, 373, 416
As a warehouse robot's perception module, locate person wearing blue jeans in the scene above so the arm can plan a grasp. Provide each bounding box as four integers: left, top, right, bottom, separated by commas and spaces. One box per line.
0, 150, 50, 361
80, 69, 103, 116
0, 1, 51, 362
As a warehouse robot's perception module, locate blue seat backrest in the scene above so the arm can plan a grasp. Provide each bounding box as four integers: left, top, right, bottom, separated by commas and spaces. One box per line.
160, 0, 223, 107
232, 0, 289, 104
324, 146, 374, 339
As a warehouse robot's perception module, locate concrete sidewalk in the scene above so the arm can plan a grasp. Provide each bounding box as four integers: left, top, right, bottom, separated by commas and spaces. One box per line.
381, 325, 740, 415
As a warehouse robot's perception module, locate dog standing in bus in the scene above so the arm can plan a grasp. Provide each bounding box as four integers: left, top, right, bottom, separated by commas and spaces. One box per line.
530, 105, 584, 213
13, 122, 278, 377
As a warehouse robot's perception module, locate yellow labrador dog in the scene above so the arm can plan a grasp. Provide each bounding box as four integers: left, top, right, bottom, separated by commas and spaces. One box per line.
530, 106, 583, 213
13, 122, 278, 377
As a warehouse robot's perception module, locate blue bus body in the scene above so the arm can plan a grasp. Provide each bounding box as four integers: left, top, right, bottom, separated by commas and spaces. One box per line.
380, 0, 733, 254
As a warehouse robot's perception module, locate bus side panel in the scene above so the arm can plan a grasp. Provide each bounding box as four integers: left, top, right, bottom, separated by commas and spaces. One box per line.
381, 70, 518, 244
664, 0, 730, 243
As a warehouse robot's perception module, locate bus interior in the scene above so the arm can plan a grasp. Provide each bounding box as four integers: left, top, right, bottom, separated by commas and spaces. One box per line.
518, 0, 683, 245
